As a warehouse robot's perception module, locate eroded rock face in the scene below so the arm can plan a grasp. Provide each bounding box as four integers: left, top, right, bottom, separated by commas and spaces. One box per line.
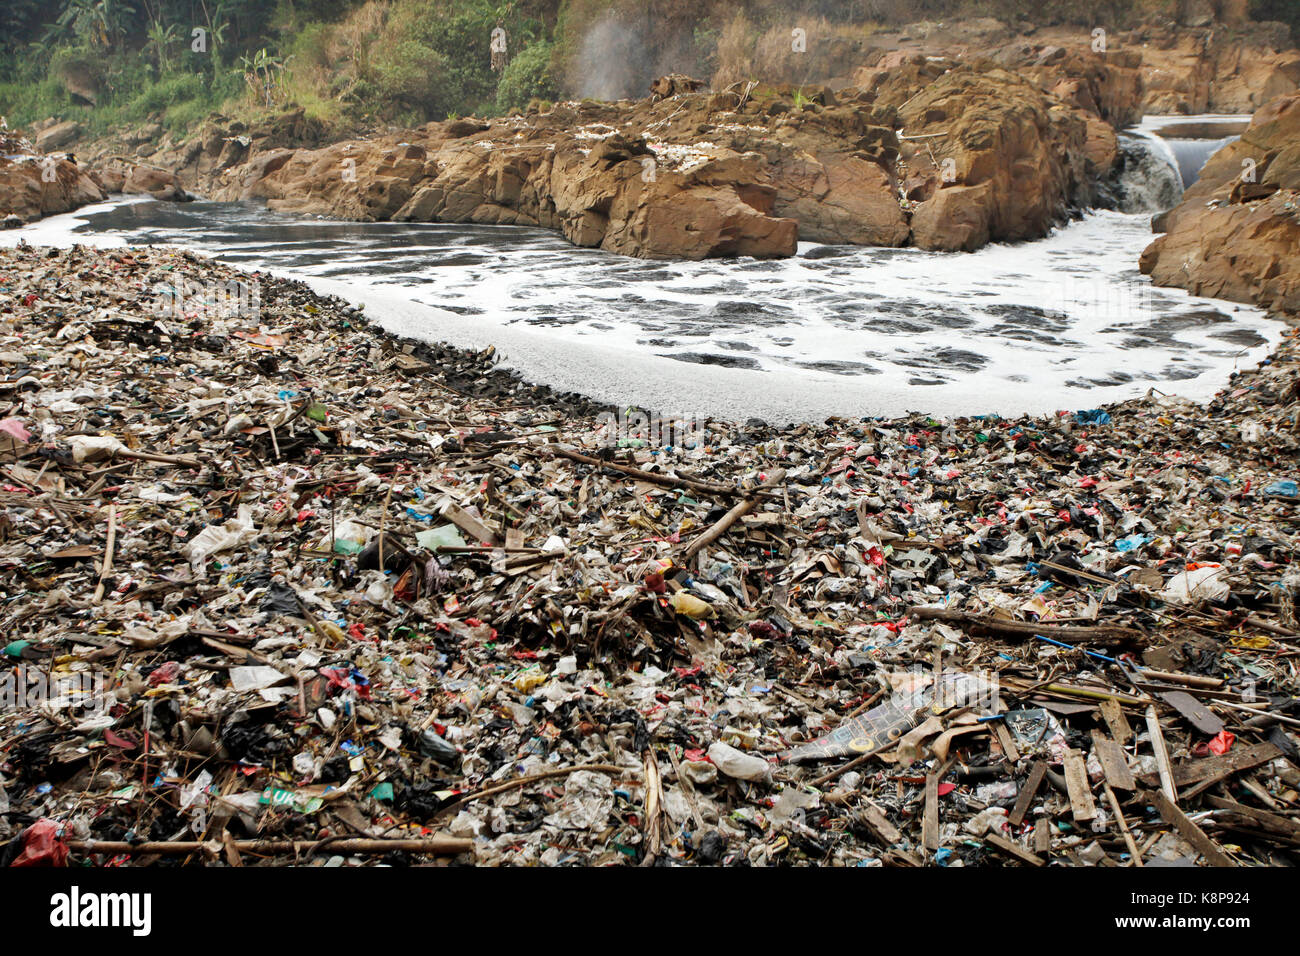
866, 62, 1094, 251
1141, 92, 1300, 314
137, 55, 1119, 259
1136, 24, 1300, 115
846, 20, 1296, 119
0, 129, 106, 225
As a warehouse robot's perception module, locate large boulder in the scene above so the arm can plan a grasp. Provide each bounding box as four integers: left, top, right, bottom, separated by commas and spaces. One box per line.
122, 165, 192, 202
0, 153, 106, 225
883, 65, 1091, 250
34, 120, 82, 153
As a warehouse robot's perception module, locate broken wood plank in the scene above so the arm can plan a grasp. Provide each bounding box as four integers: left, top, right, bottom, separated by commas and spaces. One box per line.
1099, 697, 1132, 746
1009, 760, 1048, 827
1204, 796, 1300, 839
1091, 729, 1136, 791
984, 831, 1044, 867
1138, 742, 1280, 791
1162, 690, 1225, 736
857, 798, 902, 846
923, 771, 940, 852
438, 499, 500, 546
1063, 748, 1098, 822
1034, 817, 1051, 856
908, 606, 1145, 646
1150, 790, 1237, 867
994, 721, 1020, 763
1146, 705, 1177, 805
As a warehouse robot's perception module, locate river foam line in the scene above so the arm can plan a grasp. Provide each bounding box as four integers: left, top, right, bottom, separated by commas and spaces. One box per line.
2, 197, 1285, 425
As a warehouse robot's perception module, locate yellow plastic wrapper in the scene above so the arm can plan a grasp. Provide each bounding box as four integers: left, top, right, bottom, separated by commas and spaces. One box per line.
669, 591, 714, 619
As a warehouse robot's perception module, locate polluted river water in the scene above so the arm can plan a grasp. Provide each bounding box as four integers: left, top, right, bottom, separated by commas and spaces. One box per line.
3, 121, 1282, 424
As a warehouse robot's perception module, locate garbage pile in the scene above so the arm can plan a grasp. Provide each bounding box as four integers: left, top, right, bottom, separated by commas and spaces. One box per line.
1, 242, 1298, 867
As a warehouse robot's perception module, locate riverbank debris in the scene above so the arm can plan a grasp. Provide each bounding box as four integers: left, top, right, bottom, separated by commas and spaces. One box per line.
1, 243, 1298, 867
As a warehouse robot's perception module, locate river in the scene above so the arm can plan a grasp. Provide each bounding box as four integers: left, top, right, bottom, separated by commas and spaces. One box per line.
2, 115, 1281, 424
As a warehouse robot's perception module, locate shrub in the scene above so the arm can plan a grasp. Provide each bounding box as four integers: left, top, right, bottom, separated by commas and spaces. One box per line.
368, 38, 458, 116
496, 40, 558, 114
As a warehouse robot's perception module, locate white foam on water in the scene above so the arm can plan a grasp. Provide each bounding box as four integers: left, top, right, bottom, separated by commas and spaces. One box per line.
2, 196, 1284, 425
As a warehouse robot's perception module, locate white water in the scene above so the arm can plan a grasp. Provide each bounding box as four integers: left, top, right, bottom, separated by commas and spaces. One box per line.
2, 183, 1282, 424
1137, 114, 1249, 188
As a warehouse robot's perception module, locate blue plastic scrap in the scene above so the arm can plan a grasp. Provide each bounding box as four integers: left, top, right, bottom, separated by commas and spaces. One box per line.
1073, 409, 1111, 425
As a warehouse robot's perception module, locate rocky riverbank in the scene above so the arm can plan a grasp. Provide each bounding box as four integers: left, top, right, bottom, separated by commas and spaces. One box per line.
3, 16, 1297, 258
1, 243, 1298, 866
106, 48, 1132, 258
1140, 91, 1300, 314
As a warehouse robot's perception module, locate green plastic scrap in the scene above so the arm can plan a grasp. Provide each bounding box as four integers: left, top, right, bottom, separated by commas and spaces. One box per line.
416, 524, 469, 551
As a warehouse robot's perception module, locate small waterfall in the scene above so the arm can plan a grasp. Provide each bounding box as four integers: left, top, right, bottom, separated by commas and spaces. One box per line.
1112, 130, 1185, 214
1108, 116, 1249, 214
1163, 135, 1236, 188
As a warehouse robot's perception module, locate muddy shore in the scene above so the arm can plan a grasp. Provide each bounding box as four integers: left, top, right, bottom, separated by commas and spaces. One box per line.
1, 243, 1298, 867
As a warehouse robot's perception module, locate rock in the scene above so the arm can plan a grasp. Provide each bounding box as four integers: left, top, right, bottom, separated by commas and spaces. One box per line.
1180, 0, 1216, 28
767, 149, 909, 246
34, 121, 82, 153
60, 66, 99, 106
122, 165, 191, 202
1137, 27, 1300, 115
910, 182, 994, 252
0, 153, 106, 224
887, 65, 1090, 247
649, 74, 705, 99
1140, 92, 1300, 315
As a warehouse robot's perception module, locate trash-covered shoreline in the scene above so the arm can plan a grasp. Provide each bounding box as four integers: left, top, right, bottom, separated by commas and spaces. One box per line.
2, 243, 1298, 867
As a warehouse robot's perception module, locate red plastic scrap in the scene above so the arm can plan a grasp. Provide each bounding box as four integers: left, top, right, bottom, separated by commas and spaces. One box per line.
1193, 730, 1236, 757
11, 819, 69, 867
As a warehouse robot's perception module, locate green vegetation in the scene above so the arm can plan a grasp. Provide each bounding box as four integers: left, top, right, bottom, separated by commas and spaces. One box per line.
0, 0, 566, 135
496, 39, 558, 113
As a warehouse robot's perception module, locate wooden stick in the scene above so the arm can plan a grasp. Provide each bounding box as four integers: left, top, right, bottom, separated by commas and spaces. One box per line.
683, 468, 786, 561
908, 606, 1145, 645
92, 506, 116, 605
377, 483, 394, 571
116, 447, 201, 468
1146, 705, 1177, 806
69, 836, 473, 857
667, 746, 706, 834
1104, 783, 1143, 866
923, 770, 941, 852
547, 446, 734, 495
435, 763, 637, 818
1150, 790, 1237, 867
984, 831, 1044, 866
